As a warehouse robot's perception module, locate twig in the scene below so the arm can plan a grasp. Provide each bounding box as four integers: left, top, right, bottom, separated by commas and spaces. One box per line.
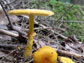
5, 0, 17, 5
24, 27, 65, 32
0, 29, 18, 37
37, 18, 84, 23
0, 44, 24, 50
0, 1, 13, 29
57, 49, 84, 59
59, 20, 84, 23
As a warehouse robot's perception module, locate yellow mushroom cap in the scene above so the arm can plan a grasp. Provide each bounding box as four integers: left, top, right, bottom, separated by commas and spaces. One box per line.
8, 9, 54, 16
58, 56, 75, 63
33, 46, 58, 63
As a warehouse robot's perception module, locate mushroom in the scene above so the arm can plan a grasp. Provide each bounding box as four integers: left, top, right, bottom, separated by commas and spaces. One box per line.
33, 46, 58, 63
58, 56, 75, 63
8, 9, 54, 59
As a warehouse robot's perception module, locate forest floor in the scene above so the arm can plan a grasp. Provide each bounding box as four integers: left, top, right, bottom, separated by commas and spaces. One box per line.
0, 0, 84, 63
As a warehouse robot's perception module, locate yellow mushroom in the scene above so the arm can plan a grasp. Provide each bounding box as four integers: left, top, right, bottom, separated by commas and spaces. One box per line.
33, 46, 58, 63
58, 56, 75, 63
8, 9, 54, 59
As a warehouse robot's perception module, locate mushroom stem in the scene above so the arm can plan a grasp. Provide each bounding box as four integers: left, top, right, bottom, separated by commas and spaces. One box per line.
24, 15, 36, 59
29, 15, 34, 33
24, 34, 34, 59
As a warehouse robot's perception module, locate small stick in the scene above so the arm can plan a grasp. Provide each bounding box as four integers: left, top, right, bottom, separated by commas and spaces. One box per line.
0, 29, 18, 37
0, 44, 24, 50
57, 49, 84, 59
0, 1, 13, 29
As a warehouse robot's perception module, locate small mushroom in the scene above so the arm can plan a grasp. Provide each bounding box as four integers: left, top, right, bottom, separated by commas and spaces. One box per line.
58, 56, 75, 63
33, 46, 58, 63
8, 9, 54, 59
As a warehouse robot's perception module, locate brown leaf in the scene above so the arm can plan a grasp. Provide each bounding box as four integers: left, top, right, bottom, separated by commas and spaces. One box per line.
0, 7, 20, 25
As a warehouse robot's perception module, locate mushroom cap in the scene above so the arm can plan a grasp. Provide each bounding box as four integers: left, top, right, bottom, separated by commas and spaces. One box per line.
58, 56, 75, 63
33, 46, 58, 63
8, 9, 54, 16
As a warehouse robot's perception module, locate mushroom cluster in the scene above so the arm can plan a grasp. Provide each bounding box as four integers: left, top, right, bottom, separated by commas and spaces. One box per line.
8, 9, 75, 63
